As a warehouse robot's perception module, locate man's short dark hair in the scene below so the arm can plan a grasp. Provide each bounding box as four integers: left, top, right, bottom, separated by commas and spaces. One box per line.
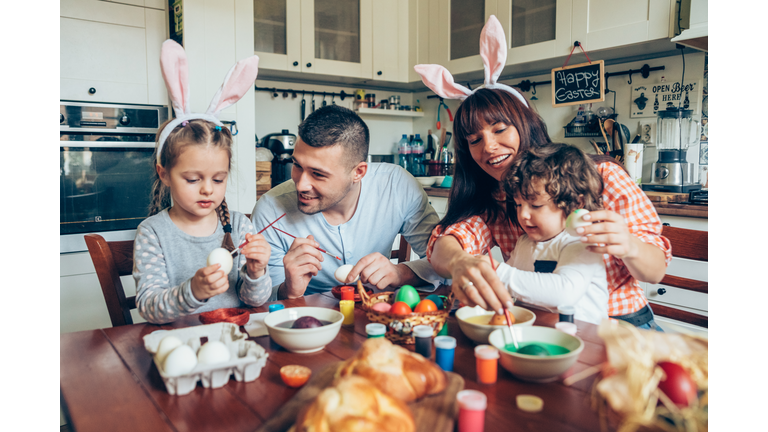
298, 105, 369, 168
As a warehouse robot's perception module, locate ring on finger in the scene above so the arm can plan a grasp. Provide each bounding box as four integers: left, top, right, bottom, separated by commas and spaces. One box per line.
461, 281, 475, 291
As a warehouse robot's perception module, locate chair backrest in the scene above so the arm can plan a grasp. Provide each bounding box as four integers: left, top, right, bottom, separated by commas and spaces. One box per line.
651, 226, 708, 328
84, 233, 137, 327
390, 235, 412, 263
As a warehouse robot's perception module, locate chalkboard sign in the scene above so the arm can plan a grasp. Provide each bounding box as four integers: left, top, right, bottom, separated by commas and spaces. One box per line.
551, 60, 605, 107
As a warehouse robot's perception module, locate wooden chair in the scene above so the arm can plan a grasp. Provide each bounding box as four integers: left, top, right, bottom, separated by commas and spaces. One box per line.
649, 226, 708, 328
390, 235, 412, 263
84, 233, 137, 327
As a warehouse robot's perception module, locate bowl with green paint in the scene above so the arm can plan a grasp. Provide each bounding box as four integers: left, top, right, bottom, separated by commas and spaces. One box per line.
488, 326, 584, 382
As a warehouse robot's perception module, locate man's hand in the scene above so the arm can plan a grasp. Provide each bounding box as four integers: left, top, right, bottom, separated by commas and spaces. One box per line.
345, 252, 410, 290
281, 235, 323, 298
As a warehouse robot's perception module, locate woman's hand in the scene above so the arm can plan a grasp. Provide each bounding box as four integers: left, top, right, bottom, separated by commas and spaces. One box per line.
578, 209, 667, 283
242, 232, 271, 279
449, 253, 512, 315
191, 264, 229, 301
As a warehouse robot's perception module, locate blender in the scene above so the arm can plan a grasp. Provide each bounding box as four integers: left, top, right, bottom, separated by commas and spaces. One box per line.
642, 108, 702, 193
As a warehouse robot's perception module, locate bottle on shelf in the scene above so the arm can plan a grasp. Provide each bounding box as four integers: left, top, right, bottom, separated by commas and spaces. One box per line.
397, 134, 410, 173
425, 133, 435, 162
412, 134, 425, 176
407, 134, 415, 175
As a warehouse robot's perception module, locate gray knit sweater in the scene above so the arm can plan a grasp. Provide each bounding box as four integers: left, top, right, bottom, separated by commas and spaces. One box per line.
133, 209, 271, 324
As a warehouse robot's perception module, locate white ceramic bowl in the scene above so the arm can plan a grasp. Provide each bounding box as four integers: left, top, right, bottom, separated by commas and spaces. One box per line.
416, 177, 434, 187
432, 176, 446, 187
455, 305, 535, 344
488, 326, 584, 382
263, 307, 344, 353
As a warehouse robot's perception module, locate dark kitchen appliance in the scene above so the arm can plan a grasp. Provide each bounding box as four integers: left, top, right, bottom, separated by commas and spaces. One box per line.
642, 108, 702, 193
261, 129, 297, 187
60, 101, 169, 253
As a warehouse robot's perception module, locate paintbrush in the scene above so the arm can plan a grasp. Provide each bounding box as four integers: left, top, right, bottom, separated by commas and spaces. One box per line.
271, 226, 341, 260
230, 213, 287, 256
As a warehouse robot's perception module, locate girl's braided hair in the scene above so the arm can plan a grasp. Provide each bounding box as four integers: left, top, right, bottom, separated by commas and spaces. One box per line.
149, 119, 237, 251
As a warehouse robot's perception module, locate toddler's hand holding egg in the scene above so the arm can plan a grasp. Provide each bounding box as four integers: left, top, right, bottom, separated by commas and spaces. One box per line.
565, 209, 591, 237
207, 248, 234, 274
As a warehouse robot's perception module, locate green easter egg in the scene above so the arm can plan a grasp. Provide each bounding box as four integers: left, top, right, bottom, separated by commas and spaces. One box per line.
395, 285, 420, 310
425, 294, 444, 310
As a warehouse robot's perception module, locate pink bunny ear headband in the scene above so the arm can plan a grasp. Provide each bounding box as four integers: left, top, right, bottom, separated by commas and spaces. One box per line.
156, 40, 259, 164
414, 15, 527, 108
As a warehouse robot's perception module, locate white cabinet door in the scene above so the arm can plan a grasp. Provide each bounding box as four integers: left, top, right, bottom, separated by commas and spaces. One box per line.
433, 0, 497, 75
60, 0, 168, 104
253, 0, 303, 72
497, 0, 573, 65
571, 0, 672, 51
372, 0, 409, 83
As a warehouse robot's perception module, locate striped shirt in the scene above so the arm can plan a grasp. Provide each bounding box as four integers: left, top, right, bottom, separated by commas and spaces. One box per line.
426, 162, 672, 316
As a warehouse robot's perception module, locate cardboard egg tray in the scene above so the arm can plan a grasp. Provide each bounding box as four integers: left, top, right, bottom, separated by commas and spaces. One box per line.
143, 322, 268, 396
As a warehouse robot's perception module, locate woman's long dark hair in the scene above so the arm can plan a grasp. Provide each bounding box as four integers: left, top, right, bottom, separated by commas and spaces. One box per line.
440, 88, 552, 228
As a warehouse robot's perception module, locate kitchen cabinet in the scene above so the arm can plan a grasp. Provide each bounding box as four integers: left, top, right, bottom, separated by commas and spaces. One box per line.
372, 0, 410, 82
496, 0, 573, 65
254, 0, 373, 79
432, 0, 498, 75
571, 0, 673, 51
60, 0, 168, 105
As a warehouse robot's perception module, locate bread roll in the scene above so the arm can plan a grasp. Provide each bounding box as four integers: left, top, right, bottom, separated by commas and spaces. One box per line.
291, 375, 415, 432
336, 337, 447, 403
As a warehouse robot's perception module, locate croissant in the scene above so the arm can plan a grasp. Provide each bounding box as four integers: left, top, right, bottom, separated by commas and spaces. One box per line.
290, 375, 415, 432
336, 337, 447, 403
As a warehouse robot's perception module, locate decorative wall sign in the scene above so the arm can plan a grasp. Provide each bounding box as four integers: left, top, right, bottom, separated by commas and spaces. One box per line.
630, 80, 701, 118
551, 60, 605, 107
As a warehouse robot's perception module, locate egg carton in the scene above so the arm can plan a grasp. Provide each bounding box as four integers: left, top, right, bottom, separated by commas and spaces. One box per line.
143, 322, 268, 396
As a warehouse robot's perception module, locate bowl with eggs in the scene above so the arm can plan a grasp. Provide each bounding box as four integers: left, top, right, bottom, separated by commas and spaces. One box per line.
263, 307, 344, 353
455, 305, 536, 344
488, 325, 584, 382
143, 322, 269, 395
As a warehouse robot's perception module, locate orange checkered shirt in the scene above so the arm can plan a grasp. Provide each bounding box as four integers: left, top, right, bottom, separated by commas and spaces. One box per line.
426, 162, 672, 317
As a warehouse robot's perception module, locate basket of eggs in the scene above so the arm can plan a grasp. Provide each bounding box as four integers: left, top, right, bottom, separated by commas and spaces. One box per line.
355, 281, 454, 345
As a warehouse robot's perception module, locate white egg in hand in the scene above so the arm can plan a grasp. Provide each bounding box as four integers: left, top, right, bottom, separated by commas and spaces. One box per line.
197, 340, 231, 365
207, 247, 234, 274
163, 344, 198, 377
565, 209, 591, 237
155, 335, 183, 365
334, 264, 359, 284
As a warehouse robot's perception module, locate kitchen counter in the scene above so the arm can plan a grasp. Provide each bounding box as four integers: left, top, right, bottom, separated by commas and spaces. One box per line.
424, 189, 707, 218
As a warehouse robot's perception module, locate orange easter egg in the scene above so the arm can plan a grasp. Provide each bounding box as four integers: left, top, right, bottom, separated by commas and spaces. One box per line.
414, 299, 438, 313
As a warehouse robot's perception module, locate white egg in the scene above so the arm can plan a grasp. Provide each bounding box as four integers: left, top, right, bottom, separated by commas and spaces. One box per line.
565, 209, 591, 237
155, 336, 183, 365
163, 344, 198, 377
197, 340, 231, 365
334, 264, 358, 284
207, 247, 234, 274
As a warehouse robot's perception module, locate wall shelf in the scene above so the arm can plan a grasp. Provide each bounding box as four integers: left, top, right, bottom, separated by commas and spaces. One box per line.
355, 107, 424, 117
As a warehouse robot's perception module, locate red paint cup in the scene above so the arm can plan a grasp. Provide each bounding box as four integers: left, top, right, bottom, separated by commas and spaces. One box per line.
456, 389, 487, 432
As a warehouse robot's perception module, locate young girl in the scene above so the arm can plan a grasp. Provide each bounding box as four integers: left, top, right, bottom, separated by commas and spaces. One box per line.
494, 143, 608, 325
133, 41, 272, 324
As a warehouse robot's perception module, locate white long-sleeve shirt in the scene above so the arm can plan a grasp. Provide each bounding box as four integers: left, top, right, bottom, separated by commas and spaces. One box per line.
495, 230, 609, 325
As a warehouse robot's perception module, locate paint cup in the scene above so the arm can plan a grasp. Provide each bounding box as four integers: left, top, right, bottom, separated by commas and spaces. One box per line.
474, 345, 499, 384
624, 143, 644, 184
434, 336, 456, 372
413, 325, 433, 358
456, 389, 487, 432
366, 323, 386, 338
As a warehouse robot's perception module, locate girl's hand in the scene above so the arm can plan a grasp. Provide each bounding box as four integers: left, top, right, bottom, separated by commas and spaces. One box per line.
449, 253, 513, 315
242, 232, 271, 279
191, 264, 230, 301
577, 210, 638, 259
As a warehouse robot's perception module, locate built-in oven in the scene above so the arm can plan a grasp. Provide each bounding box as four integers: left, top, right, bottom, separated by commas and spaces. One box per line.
60, 101, 169, 253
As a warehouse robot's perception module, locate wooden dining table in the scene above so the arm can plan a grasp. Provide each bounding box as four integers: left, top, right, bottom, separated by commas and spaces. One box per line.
60, 288, 615, 432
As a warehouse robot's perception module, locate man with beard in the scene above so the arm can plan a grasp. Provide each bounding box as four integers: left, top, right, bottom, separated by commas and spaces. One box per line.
251, 105, 446, 299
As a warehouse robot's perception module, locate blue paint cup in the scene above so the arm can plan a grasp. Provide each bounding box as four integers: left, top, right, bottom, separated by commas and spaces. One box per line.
434, 335, 457, 372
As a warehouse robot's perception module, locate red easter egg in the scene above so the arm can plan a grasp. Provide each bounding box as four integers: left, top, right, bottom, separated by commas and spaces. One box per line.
389, 301, 413, 316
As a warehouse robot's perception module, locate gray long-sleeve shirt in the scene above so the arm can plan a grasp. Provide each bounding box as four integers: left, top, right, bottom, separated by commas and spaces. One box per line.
133, 209, 272, 324
251, 162, 448, 299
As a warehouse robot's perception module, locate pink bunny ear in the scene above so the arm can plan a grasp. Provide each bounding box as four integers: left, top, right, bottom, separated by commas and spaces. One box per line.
206, 56, 260, 117
479, 15, 507, 86
160, 40, 190, 117
413, 64, 472, 100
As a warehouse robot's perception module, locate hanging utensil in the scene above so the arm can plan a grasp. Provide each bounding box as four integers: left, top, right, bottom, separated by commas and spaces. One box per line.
311, 92, 315, 113
598, 119, 610, 151
589, 139, 603, 155
603, 119, 615, 151
300, 97, 306, 121
322, 94, 327, 107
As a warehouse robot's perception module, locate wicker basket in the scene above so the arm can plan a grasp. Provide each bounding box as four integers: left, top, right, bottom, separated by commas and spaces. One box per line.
355, 281, 454, 345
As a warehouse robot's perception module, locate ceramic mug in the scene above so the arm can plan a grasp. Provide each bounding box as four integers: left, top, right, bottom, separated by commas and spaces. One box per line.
624, 143, 644, 185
